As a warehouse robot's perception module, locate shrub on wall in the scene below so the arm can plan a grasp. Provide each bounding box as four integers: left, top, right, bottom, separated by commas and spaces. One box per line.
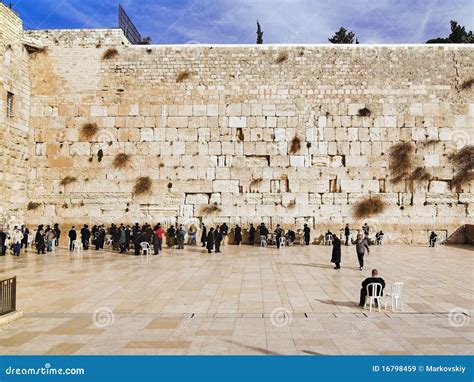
176, 70, 192, 83
112, 153, 130, 169
59, 176, 77, 187
389, 141, 414, 183
275, 51, 288, 64
452, 145, 473, 187
237, 128, 245, 141
80, 123, 99, 140
460, 78, 474, 90
27, 201, 41, 210
358, 107, 371, 117
201, 204, 222, 214
102, 48, 118, 60
410, 167, 432, 181
352, 196, 386, 219
133, 176, 152, 195
289, 135, 301, 154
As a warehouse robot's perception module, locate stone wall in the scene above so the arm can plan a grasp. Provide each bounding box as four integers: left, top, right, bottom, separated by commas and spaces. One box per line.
1, 9, 472, 243
0, 4, 30, 230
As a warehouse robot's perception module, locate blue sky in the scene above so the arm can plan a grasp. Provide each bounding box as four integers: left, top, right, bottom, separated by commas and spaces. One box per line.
14, 0, 474, 44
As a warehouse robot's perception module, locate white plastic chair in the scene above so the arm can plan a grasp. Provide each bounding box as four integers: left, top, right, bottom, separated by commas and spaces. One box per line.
279, 237, 286, 247
260, 235, 267, 247
364, 283, 383, 312
326, 235, 333, 246
140, 242, 151, 256
72, 240, 82, 253
384, 282, 403, 312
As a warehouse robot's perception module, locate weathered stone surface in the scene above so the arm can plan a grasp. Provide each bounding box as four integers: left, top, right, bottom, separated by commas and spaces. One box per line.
0, 4, 471, 243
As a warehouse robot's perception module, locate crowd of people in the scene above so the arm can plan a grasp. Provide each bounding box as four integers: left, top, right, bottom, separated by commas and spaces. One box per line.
0, 221, 440, 260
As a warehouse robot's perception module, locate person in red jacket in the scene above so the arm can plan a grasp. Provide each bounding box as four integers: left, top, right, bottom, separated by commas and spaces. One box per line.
154, 223, 164, 254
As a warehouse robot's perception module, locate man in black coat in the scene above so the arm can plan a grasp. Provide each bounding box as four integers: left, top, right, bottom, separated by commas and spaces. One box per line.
201, 223, 207, 247
331, 235, 342, 269
35, 227, 46, 254
248, 224, 255, 245
21, 225, 29, 249
220, 222, 229, 246
234, 225, 242, 245
214, 225, 222, 253
303, 223, 311, 245
53, 223, 61, 246
125, 225, 131, 251
359, 269, 385, 307
68, 226, 77, 251
81, 225, 90, 250
344, 224, 350, 246
0, 229, 6, 256
206, 227, 214, 253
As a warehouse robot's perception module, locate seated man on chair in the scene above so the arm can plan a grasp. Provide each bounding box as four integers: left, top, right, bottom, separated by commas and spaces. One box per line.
358, 269, 385, 307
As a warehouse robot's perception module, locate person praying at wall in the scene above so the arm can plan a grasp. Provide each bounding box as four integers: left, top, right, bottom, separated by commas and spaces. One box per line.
248, 224, 255, 245
81, 225, 91, 250
167, 225, 176, 248
68, 226, 77, 251
220, 222, 229, 246
53, 223, 61, 246
200, 223, 207, 248
214, 225, 222, 253
206, 227, 214, 254
234, 224, 242, 245
303, 223, 311, 245
274, 224, 283, 249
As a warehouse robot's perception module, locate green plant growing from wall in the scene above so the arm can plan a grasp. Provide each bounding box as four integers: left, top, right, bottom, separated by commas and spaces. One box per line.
451, 145, 473, 188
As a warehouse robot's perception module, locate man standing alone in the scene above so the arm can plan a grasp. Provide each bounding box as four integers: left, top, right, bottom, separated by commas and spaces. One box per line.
344, 224, 350, 246
303, 223, 311, 245
248, 224, 255, 245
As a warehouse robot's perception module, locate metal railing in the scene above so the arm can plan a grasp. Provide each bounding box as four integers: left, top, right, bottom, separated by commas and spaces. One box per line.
0, 276, 16, 316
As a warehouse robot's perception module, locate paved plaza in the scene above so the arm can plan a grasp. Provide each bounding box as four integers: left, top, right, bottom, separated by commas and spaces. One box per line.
0, 243, 472, 355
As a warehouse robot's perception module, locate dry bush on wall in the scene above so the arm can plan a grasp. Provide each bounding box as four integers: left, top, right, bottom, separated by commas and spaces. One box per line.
102, 48, 118, 60
409, 167, 432, 181
59, 176, 77, 187
275, 51, 288, 64
201, 204, 222, 214
451, 145, 474, 188
389, 141, 414, 183
352, 196, 386, 219
27, 202, 41, 210
289, 135, 301, 154
133, 176, 152, 195
176, 70, 192, 83
112, 153, 131, 169
460, 78, 474, 90
80, 123, 99, 140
